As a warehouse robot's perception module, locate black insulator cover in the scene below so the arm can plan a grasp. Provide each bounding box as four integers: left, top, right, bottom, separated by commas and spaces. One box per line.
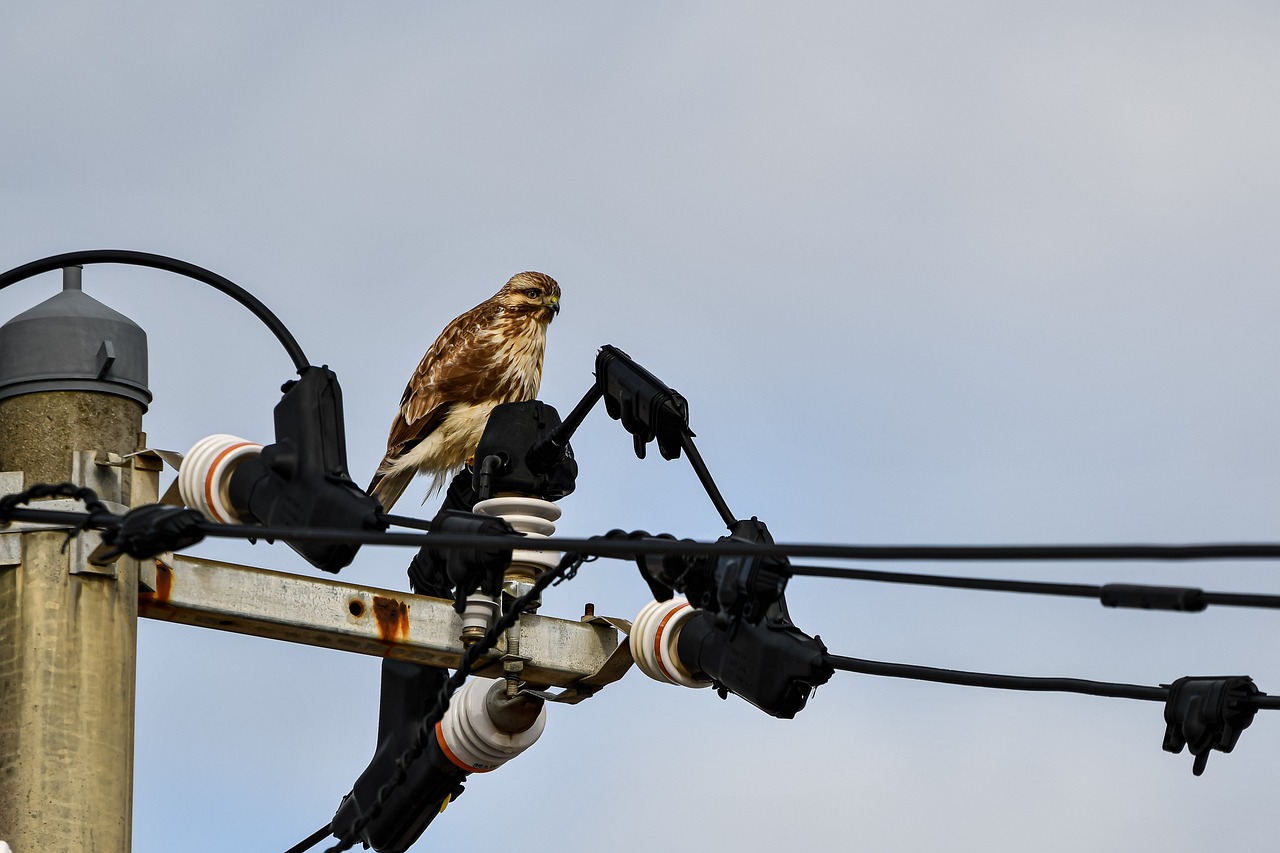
472, 400, 577, 500
227, 366, 383, 572
676, 607, 834, 719
331, 660, 469, 853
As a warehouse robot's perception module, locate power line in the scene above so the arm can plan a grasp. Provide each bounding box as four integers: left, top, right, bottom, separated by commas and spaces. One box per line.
10, 495, 1280, 565
790, 564, 1280, 612
825, 654, 1280, 710
826, 653, 1169, 700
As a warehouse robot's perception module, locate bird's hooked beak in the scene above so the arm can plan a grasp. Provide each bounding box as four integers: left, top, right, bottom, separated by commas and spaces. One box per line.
545, 295, 560, 320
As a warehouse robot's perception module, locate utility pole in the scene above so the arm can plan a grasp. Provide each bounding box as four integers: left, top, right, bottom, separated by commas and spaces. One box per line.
0, 261, 633, 853
0, 267, 156, 852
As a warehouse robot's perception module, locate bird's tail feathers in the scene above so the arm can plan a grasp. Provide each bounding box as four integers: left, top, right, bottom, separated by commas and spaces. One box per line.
367, 466, 414, 513
368, 457, 450, 513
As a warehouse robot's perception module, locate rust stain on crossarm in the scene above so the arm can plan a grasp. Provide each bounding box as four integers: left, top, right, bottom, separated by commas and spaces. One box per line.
372, 595, 410, 643
141, 559, 172, 602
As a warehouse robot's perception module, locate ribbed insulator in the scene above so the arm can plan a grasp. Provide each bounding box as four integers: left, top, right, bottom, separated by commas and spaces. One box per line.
631, 597, 712, 689
472, 495, 561, 579
436, 677, 547, 773
178, 434, 263, 524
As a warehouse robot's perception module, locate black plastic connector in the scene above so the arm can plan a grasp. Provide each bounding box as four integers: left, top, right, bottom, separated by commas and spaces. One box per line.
596, 344, 689, 461
621, 518, 830, 718
406, 469, 479, 597
472, 400, 577, 501
676, 606, 834, 719
95, 504, 206, 562
426, 509, 516, 614
710, 518, 790, 626
1162, 675, 1260, 775
1100, 584, 1207, 612
227, 366, 384, 572
623, 519, 790, 626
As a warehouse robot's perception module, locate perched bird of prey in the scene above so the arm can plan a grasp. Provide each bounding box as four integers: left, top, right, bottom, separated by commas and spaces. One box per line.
367, 271, 561, 511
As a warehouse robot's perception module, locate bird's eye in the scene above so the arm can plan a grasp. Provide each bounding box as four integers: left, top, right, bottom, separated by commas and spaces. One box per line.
525, 288, 540, 298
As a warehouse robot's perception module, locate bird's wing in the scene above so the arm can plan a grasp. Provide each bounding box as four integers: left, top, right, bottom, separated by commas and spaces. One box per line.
382, 301, 510, 461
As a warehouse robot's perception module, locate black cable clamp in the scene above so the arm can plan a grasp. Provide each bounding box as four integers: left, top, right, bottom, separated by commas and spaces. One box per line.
94, 504, 208, 562
1161, 675, 1260, 776
427, 509, 515, 614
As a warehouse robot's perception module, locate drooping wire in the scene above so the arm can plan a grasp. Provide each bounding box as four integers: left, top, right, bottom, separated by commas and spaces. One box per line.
825, 654, 1280, 709
825, 654, 1167, 701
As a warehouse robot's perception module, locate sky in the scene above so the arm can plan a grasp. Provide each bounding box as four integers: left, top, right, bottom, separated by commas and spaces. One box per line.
4, 2, 1280, 851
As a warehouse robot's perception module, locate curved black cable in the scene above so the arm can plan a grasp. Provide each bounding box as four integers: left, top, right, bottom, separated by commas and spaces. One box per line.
0, 249, 309, 372
790, 564, 1280, 612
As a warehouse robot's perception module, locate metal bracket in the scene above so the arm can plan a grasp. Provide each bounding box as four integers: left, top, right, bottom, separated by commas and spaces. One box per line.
71, 451, 128, 576
74, 450, 123, 504
520, 613, 635, 704
121, 447, 184, 505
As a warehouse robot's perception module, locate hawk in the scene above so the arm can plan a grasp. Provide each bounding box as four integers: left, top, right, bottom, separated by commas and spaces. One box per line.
367, 271, 561, 511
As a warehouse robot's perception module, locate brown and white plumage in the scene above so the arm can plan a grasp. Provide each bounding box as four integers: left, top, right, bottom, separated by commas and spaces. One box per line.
367, 271, 561, 511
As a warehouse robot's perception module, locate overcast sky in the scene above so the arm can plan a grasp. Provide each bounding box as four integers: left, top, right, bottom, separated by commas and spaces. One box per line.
5, 3, 1280, 851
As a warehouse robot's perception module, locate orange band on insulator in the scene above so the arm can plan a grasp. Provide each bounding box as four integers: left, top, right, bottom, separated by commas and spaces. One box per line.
653, 601, 690, 683
204, 441, 255, 523
435, 720, 491, 774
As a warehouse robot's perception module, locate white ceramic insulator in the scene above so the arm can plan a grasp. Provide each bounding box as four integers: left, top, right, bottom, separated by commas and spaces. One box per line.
631, 597, 712, 689
436, 676, 547, 774
460, 593, 500, 638
178, 434, 264, 524
472, 496, 562, 575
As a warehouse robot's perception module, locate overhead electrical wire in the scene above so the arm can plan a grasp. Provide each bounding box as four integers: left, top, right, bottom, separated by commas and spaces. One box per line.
824, 654, 1280, 709
789, 564, 1280, 612
7, 493, 1280, 620
8, 482, 1280, 848
826, 654, 1168, 701
8, 248, 1278, 842
10, 498, 1280, 565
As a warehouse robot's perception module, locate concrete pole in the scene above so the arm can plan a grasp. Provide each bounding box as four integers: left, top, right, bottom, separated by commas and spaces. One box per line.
0, 264, 153, 852
0, 391, 145, 852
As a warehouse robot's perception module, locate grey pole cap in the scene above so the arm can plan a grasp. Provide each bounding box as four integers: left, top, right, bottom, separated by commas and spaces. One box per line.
0, 266, 151, 409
